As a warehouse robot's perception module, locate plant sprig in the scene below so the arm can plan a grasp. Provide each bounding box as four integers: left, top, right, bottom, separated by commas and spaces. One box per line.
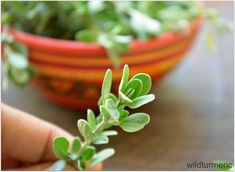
1, 28, 35, 89
50, 65, 155, 170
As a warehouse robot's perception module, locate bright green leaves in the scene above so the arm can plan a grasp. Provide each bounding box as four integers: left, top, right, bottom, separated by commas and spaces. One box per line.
75, 30, 97, 43
2, 34, 35, 88
101, 69, 112, 102
71, 137, 81, 154
119, 113, 150, 132
89, 148, 115, 167
87, 109, 97, 130
119, 64, 130, 92
51, 65, 155, 170
52, 137, 69, 159
77, 119, 93, 143
93, 133, 109, 145
118, 65, 155, 109
105, 99, 119, 123
129, 9, 161, 40
128, 94, 155, 109
130, 73, 152, 96
81, 146, 96, 162
98, 31, 132, 67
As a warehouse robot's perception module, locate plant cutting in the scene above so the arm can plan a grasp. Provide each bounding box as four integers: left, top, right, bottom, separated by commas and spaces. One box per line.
49, 64, 155, 170
1, 1, 231, 110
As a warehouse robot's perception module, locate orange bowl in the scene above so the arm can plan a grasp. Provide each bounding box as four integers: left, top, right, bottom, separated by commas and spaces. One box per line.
10, 18, 202, 110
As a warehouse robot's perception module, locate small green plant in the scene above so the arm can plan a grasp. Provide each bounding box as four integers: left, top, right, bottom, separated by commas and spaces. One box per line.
49, 65, 155, 170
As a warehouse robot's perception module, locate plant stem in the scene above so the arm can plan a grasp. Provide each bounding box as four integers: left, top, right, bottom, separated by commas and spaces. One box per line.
94, 119, 106, 134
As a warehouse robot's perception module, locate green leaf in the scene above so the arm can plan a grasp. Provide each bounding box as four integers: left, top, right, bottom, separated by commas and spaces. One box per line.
101, 69, 112, 100
77, 119, 93, 142
124, 78, 143, 98
77, 159, 86, 171
90, 148, 115, 167
108, 93, 118, 102
119, 109, 129, 121
129, 9, 161, 40
75, 30, 97, 43
48, 160, 66, 171
12, 41, 28, 57
81, 146, 96, 161
131, 73, 152, 96
100, 105, 110, 120
52, 137, 69, 159
128, 94, 155, 109
119, 64, 129, 92
119, 91, 132, 103
71, 137, 81, 154
87, 109, 97, 130
9, 68, 30, 86
120, 113, 150, 132
7, 51, 28, 69
105, 99, 119, 121
103, 130, 118, 136
93, 134, 109, 145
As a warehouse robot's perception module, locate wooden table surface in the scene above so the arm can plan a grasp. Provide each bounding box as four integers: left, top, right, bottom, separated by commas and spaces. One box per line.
2, 2, 234, 170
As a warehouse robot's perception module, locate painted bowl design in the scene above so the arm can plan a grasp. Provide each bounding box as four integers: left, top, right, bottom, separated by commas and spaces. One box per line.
10, 18, 202, 110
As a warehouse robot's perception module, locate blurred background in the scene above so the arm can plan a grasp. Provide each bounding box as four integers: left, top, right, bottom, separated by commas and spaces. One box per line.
1, 1, 234, 170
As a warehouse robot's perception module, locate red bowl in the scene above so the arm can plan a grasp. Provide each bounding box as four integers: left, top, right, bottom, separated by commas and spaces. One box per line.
9, 18, 202, 110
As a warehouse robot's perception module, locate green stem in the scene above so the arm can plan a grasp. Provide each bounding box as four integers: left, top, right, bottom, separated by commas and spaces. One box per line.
94, 119, 106, 134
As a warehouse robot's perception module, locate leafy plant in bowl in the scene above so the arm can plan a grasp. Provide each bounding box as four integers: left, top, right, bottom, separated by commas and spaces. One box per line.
50, 65, 155, 170
1, 1, 231, 110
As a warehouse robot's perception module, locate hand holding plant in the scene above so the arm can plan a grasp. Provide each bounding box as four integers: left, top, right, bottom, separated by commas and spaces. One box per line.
50, 65, 155, 170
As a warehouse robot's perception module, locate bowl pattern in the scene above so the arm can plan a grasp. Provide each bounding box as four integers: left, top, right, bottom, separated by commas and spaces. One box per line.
10, 19, 202, 110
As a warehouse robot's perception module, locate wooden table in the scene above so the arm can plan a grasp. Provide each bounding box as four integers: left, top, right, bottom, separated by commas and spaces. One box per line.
2, 2, 234, 170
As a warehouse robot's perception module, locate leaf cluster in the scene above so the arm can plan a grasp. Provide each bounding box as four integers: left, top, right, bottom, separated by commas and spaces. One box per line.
50, 65, 155, 170
1, 29, 35, 88
2, 1, 227, 67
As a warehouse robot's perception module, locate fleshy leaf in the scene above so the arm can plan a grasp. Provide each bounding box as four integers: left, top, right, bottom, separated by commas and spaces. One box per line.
52, 137, 69, 159
128, 94, 155, 109
119, 109, 129, 121
119, 91, 132, 103
124, 78, 143, 99
77, 119, 93, 142
103, 130, 118, 136
119, 64, 129, 92
119, 113, 150, 132
71, 137, 81, 154
93, 133, 109, 145
81, 146, 96, 161
87, 109, 97, 130
90, 148, 115, 167
130, 73, 152, 96
105, 99, 119, 121
101, 69, 112, 100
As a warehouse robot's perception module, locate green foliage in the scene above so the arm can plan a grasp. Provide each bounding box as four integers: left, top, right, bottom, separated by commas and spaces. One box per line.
52, 137, 69, 159
77, 119, 93, 143
1, 30, 35, 89
1, 2, 231, 88
71, 137, 81, 154
90, 148, 115, 167
119, 113, 150, 132
50, 65, 155, 170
